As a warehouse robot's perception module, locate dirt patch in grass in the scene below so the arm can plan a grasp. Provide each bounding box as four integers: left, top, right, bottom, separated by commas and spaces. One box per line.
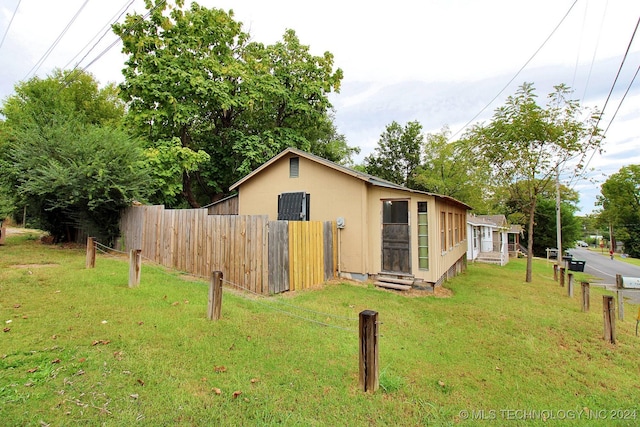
11, 263, 59, 269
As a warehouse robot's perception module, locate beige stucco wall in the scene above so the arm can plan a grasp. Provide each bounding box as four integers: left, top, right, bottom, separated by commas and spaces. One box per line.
236, 153, 369, 275
236, 151, 469, 284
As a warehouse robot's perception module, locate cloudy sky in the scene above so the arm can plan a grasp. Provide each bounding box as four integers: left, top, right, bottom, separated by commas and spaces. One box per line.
1, 0, 639, 215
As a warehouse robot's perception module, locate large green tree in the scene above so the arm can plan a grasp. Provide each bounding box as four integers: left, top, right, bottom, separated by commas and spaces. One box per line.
114, 0, 350, 207
0, 70, 152, 242
466, 83, 602, 282
597, 165, 640, 257
364, 120, 423, 186
411, 127, 492, 211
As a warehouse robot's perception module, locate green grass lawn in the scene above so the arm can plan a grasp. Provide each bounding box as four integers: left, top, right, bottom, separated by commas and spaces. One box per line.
2, 234, 640, 426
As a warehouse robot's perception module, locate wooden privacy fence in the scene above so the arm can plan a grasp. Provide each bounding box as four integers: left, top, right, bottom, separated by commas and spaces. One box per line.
118, 205, 336, 294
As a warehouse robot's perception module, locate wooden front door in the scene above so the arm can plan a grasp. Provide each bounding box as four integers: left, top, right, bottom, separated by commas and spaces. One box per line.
382, 200, 411, 274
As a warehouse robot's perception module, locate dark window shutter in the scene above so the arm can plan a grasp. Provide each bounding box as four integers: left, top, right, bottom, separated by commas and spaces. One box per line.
277, 192, 310, 221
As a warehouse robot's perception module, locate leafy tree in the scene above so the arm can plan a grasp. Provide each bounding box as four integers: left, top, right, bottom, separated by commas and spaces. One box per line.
364, 120, 423, 186
411, 127, 492, 211
465, 83, 602, 282
597, 165, 640, 257
508, 185, 582, 257
114, 1, 348, 207
0, 70, 152, 242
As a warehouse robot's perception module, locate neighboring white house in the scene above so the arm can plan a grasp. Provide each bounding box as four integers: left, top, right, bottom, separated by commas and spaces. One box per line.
467, 214, 512, 266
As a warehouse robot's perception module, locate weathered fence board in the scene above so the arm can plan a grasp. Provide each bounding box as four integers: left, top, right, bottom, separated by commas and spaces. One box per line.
268, 221, 289, 294
119, 206, 335, 294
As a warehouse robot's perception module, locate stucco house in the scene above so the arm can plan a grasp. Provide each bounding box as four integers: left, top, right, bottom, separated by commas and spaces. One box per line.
228, 148, 471, 290
467, 214, 522, 266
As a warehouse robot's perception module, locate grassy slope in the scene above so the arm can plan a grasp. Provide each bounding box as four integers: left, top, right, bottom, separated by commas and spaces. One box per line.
1, 234, 639, 426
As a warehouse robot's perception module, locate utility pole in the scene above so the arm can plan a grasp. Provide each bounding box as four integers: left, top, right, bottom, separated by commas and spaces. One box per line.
556, 166, 562, 258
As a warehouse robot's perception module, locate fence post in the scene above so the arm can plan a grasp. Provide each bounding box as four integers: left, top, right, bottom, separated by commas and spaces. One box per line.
85, 237, 96, 269
559, 267, 565, 287
581, 282, 590, 312
128, 249, 142, 288
553, 264, 558, 281
359, 310, 379, 392
567, 273, 573, 298
603, 295, 616, 344
617, 290, 624, 321
0, 221, 6, 245
208, 271, 223, 320
615, 274, 623, 289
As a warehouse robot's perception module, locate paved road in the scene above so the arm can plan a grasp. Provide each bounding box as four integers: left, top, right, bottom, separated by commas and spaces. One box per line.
566, 247, 640, 304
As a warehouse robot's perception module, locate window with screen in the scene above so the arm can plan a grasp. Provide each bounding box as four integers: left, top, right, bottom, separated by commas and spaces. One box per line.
418, 202, 429, 270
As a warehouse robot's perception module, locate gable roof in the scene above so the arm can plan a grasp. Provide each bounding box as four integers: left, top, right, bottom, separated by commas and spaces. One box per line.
229, 148, 472, 210
467, 214, 509, 229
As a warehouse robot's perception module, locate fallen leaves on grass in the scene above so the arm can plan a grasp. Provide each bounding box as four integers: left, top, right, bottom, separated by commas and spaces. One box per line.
51, 358, 61, 364
214, 366, 227, 373
3, 327, 10, 333
232, 391, 242, 399
212, 387, 222, 395
27, 367, 38, 373
91, 340, 110, 346
250, 378, 259, 384
137, 379, 145, 386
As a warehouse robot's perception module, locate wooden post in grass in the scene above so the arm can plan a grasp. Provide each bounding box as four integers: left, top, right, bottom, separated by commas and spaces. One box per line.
559, 267, 565, 287
567, 273, 574, 298
85, 237, 96, 269
581, 282, 590, 312
617, 290, 624, 321
553, 264, 558, 281
208, 271, 223, 320
603, 295, 616, 344
0, 221, 6, 245
128, 249, 142, 288
615, 275, 624, 321
359, 310, 379, 392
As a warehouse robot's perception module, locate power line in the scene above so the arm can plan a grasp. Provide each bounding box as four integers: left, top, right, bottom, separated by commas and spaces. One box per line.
64, 0, 136, 71
0, 0, 21, 51
581, 0, 609, 103
450, 0, 579, 140
568, 14, 640, 189
78, 0, 167, 73
23, 0, 90, 80
602, 63, 640, 137
589, 16, 639, 135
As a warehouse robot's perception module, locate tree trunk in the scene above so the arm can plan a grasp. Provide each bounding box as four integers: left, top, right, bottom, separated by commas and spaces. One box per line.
182, 171, 201, 208
526, 198, 537, 283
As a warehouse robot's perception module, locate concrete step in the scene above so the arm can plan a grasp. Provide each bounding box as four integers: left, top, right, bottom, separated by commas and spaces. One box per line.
376, 275, 415, 286
374, 281, 412, 291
